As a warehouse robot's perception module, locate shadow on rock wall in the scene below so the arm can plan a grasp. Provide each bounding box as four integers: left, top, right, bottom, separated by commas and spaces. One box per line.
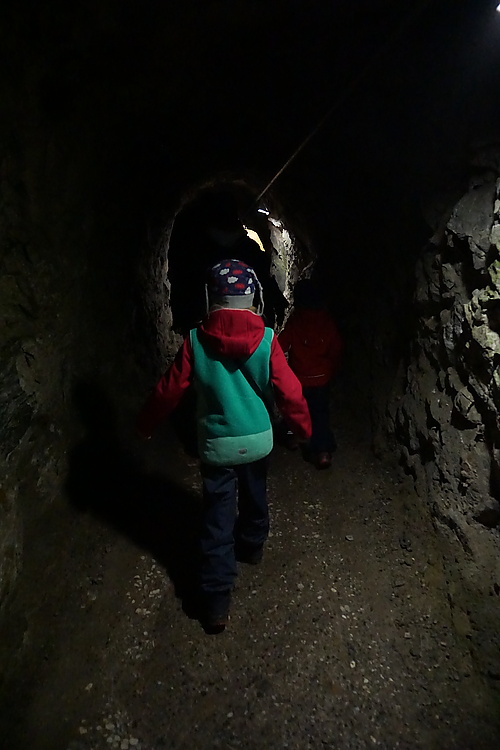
65, 381, 201, 615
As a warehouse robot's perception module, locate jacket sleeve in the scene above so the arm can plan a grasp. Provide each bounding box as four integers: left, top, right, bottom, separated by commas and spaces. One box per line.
136, 337, 194, 438
270, 335, 312, 440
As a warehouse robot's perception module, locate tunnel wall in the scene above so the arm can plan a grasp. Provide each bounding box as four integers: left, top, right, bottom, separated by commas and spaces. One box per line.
0, 114, 93, 606
385, 148, 500, 680
0, 14, 150, 610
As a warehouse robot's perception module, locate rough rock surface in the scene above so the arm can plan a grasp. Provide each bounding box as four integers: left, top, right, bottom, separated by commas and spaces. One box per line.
387, 167, 500, 682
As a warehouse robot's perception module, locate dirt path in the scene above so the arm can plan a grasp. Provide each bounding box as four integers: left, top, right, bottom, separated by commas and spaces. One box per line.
1, 403, 499, 749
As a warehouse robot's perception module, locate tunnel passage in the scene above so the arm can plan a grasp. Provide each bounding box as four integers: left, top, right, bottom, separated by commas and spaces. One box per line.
2, 4, 500, 741
165, 182, 313, 334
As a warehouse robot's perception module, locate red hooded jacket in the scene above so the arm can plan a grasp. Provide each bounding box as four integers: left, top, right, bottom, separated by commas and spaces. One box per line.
137, 308, 312, 441
278, 308, 342, 388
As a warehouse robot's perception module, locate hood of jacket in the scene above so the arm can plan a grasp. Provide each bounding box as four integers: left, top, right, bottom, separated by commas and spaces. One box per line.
289, 307, 332, 329
198, 308, 265, 360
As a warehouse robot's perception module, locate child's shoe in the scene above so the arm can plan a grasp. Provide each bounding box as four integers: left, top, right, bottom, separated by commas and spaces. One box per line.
316, 452, 332, 470
235, 540, 264, 565
203, 612, 229, 635
201, 591, 231, 634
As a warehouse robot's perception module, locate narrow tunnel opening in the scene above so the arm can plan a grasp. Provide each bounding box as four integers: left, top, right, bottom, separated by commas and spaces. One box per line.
165, 180, 313, 335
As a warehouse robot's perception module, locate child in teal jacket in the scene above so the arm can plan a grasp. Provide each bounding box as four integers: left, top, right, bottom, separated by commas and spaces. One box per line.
138, 259, 311, 633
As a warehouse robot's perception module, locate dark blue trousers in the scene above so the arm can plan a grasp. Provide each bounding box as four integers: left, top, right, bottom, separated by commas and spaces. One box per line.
303, 383, 336, 455
200, 458, 269, 596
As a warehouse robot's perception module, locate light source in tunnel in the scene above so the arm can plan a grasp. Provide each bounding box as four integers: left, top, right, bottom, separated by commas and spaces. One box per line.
258, 207, 270, 215
497, 3, 500, 11
243, 226, 266, 252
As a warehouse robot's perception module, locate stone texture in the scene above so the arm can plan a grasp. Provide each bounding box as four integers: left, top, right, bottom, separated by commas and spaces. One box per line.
447, 183, 495, 251
0, 486, 22, 606
387, 165, 500, 681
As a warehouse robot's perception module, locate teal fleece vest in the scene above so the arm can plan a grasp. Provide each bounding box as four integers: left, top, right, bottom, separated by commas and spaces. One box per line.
190, 327, 274, 465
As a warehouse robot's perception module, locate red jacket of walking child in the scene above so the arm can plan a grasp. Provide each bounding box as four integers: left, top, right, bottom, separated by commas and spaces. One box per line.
278, 278, 342, 388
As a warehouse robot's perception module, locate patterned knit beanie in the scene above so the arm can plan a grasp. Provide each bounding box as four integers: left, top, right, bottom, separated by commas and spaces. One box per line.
207, 259, 259, 310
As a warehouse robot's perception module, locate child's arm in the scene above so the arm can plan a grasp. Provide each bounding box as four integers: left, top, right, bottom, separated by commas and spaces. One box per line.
137, 337, 194, 438
269, 336, 311, 441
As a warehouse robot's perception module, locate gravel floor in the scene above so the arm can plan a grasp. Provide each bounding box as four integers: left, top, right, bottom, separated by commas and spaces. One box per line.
1, 403, 500, 750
